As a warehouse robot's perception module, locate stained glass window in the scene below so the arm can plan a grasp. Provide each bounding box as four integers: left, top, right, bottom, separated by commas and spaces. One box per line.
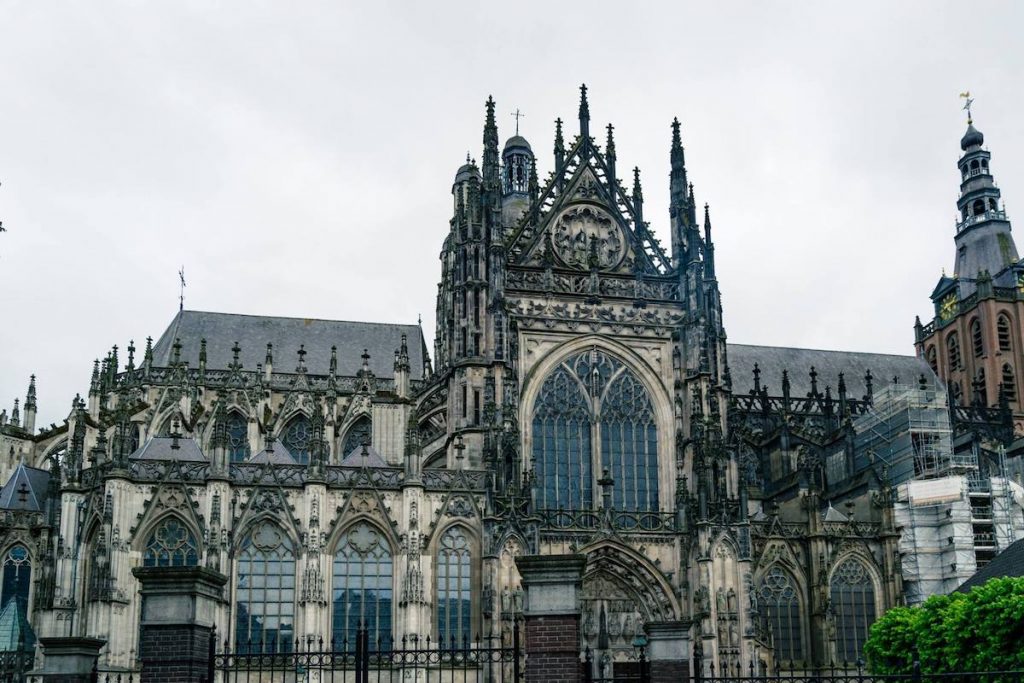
226, 411, 250, 462
332, 522, 393, 650
436, 526, 472, 643
531, 349, 659, 511
281, 415, 312, 464
830, 559, 876, 664
341, 417, 372, 458
0, 546, 31, 611
235, 522, 296, 653
144, 517, 199, 567
758, 566, 804, 662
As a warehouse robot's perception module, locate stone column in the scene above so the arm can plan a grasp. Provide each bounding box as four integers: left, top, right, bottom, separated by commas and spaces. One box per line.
645, 620, 691, 683
516, 554, 586, 683
132, 565, 227, 683
32, 636, 106, 682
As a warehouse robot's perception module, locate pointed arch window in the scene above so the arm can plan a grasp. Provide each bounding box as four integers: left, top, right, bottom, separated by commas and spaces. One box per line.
235, 522, 295, 653
1002, 363, 1016, 402
341, 417, 372, 458
144, 517, 199, 567
947, 333, 961, 371
970, 319, 984, 358
332, 522, 393, 650
531, 349, 659, 511
226, 411, 250, 462
998, 315, 1012, 351
975, 368, 987, 405
926, 346, 938, 374
758, 566, 804, 662
436, 526, 472, 644
830, 559, 876, 664
281, 415, 312, 464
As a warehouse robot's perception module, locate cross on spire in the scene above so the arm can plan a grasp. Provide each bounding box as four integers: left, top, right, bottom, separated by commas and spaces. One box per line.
960, 91, 974, 124
511, 108, 525, 135
178, 266, 186, 311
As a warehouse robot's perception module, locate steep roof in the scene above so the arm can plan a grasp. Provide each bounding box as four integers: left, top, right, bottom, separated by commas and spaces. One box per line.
727, 344, 937, 398
129, 437, 207, 462
957, 537, 1024, 592
0, 597, 34, 651
0, 463, 50, 511
151, 310, 426, 379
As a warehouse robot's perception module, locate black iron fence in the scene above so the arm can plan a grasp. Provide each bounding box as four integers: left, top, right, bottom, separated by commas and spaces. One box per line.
0, 650, 33, 683
213, 625, 523, 683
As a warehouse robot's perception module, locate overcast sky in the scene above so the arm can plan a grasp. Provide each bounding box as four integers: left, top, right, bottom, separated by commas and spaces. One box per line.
2, 1, 1023, 428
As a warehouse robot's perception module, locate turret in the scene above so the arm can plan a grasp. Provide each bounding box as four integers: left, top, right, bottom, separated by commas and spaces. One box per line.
23, 376, 36, 435
394, 334, 411, 399
502, 133, 534, 227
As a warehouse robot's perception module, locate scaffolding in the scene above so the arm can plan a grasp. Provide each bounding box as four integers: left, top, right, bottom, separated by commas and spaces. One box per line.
853, 384, 971, 486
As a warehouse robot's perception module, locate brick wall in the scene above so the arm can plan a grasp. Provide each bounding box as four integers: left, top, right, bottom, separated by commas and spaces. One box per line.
651, 659, 689, 683
137, 623, 212, 683
524, 614, 581, 683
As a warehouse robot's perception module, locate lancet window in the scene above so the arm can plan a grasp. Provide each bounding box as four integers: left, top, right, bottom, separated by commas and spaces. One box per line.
341, 417, 372, 458
143, 517, 199, 567
436, 526, 472, 643
758, 566, 804, 662
970, 318, 984, 358
332, 522, 393, 650
1002, 363, 1016, 402
235, 522, 296, 653
281, 414, 312, 464
947, 332, 961, 371
226, 411, 250, 462
998, 315, 1012, 351
0, 546, 31, 612
829, 558, 876, 664
531, 348, 659, 511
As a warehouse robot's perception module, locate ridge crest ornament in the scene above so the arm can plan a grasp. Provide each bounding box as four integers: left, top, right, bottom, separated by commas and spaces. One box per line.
552, 205, 624, 270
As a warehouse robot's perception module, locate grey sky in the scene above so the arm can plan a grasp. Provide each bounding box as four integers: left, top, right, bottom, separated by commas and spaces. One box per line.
2, 1, 1023, 428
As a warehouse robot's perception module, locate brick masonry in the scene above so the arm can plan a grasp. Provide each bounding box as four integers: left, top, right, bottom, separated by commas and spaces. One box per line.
137, 623, 213, 683
651, 659, 690, 683
524, 614, 582, 683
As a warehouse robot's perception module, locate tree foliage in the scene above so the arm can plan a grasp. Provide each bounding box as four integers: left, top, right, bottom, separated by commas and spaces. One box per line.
864, 576, 1024, 673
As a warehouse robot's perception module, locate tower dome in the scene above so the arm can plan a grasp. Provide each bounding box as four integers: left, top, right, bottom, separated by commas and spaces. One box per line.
453, 159, 481, 185
961, 123, 984, 151
502, 135, 533, 196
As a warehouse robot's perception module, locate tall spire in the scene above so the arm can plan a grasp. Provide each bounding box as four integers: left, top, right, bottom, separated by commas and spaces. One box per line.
670, 117, 688, 209
482, 95, 500, 193
554, 118, 565, 189
703, 204, 716, 279
632, 167, 644, 228
578, 84, 590, 148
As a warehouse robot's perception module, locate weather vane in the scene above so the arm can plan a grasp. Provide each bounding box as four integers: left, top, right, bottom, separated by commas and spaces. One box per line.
960, 91, 974, 124
511, 108, 525, 135
178, 266, 186, 311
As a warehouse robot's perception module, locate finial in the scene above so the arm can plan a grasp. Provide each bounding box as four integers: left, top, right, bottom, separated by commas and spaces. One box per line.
199, 338, 207, 364
960, 91, 974, 124
172, 338, 182, 365
554, 117, 566, 180
511, 108, 525, 136
605, 123, 616, 158
330, 345, 338, 376
230, 341, 240, 368
178, 266, 186, 311
671, 117, 682, 150
578, 84, 590, 143
296, 344, 307, 372
633, 167, 643, 200
361, 348, 371, 373
266, 342, 273, 365
144, 336, 153, 364
126, 340, 136, 371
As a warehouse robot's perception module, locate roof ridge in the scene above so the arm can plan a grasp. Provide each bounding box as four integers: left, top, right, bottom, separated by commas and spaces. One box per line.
178, 309, 420, 328
727, 342, 916, 360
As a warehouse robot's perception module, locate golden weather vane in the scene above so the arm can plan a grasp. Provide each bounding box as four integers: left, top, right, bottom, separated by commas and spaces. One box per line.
960, 91, 974, 123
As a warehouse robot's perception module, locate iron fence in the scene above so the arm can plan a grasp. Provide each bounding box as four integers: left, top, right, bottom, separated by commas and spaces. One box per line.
0, 650, 32, 683
213, 624, 523, 683
582, 645, 650, 682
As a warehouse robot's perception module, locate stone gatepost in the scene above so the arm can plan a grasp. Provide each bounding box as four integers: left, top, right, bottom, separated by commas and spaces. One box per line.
32, 636, 106, 682
645, 620, 691, 683
515, 554, 586, 683
132, 565, 227, 683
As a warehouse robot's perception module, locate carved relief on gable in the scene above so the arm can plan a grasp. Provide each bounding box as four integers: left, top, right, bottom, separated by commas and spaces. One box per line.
552, 205, 624, 271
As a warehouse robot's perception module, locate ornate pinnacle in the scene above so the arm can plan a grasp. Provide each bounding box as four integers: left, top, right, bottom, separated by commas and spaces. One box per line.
554, 117, 566, 186
266, 342, 273, 366
605, 123, 616, 160
126, 340, 136, 371
632, 167, 644, 227
25, 375, 37, 411
329, 345, 338, 376
578, 84, 590, 145
172, 338, 182, 366
143, 336, 153, 368
296, 344, 307, 373
90, 360, 101, 395
10, 399, 19, 427
230, 341, 241, 368
199, 338, 207, 366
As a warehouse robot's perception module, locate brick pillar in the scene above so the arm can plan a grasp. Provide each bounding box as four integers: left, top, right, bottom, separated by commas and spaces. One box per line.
32, 636, 105, 682
132, 565, 227, 683
645, 620, 691, 683
516, 554, 586, 683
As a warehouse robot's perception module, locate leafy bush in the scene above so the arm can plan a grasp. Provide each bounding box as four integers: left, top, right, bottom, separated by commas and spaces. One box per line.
864, 576, 1024, 674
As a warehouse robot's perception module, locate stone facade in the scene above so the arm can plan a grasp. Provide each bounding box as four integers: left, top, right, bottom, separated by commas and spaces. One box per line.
0, 88, 1022, 679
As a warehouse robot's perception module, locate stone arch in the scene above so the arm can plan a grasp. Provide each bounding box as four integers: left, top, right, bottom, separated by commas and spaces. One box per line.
327, 490, 401, 554
580, 538, 681, 622
136, 514, 202, 567
520, 336, 674, 511
753, 561, 810, 664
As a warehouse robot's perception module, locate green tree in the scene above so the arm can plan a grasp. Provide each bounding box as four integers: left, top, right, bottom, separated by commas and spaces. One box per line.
864, 577, 1024, 674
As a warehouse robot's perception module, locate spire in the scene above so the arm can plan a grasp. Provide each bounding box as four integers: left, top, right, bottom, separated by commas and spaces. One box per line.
90, 360, 101, 395
703, 203, 716, 278
605, 123, 616, 182
10, 399, 19, 428
25, 375, 36, 412
670, 117, 688, 208
578, 84, 590, 148
143, 336, 153, 374
482, 96, 500, 193
632, 167, 644, 228
554, 118, 565, 190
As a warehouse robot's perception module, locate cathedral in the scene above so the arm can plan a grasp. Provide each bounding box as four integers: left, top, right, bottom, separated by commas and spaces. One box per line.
0, 86, 1022, 679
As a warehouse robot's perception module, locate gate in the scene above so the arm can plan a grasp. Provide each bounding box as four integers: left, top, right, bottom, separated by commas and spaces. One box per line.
213, 624, 523, 682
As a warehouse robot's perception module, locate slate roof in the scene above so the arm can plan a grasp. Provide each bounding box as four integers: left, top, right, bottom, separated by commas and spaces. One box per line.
727, 344, 938, 398
339, 444, 388, 468
957, 537, 1024, 592
129, 437, 207, 462
250, 447, 298, 465
151, 310, 426, 379
0, 598, 34, 651
0, 464, 50, 511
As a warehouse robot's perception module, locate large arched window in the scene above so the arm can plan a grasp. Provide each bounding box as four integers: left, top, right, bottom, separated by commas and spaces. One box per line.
235, 522, 296, 653
281, 415, 312, 464
830, 558, 877, 664
226, 411, 250, 462
0, 546, 31, 611
436, 526, 472, 644
531, 349, 659, 511
332, 522, 393, 650
144, 517, 199, 567
341, 416, 372, 458
947, 333, 961, 371
758, 566, 804, 662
